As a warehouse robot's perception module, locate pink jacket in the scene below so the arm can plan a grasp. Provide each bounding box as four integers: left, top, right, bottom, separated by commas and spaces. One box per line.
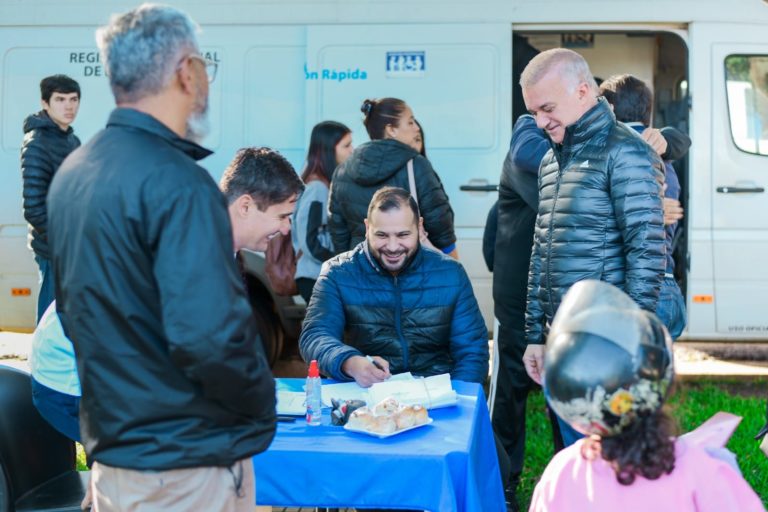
530, 438, 765, 512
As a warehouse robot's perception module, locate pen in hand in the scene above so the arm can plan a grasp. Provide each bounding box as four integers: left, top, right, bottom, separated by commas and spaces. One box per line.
366, 355, 386, 372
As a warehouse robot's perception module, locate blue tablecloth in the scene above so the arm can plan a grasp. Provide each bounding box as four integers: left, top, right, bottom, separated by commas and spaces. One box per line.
252, 379, 505, 511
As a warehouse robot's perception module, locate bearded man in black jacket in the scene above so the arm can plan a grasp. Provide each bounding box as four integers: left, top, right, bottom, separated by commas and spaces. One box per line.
48, 5, 276, 511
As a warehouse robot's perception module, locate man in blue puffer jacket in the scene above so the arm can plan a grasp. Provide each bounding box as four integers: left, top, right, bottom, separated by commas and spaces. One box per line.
520, 49, 666, 446
300, 186, 488, 386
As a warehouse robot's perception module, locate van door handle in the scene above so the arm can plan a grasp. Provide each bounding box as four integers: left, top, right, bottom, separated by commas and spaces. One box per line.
460, 180, 499, 192
716, 186, 765, 193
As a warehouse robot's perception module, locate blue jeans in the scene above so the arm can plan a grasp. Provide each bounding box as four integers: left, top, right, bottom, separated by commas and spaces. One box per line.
34, 255, 55, 324
656, 276, 686, 340
556, 414, 584, 448
31, 377, 81, 442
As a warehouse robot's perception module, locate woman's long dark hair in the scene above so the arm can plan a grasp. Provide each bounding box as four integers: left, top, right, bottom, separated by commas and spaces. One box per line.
301, 121, 351, 185
585, 407, 677, 486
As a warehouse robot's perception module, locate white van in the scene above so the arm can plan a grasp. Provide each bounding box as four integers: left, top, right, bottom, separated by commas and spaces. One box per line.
1, 0, 767, 354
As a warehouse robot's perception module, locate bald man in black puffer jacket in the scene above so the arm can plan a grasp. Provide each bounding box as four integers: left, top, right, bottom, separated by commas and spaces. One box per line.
519, 50, 665, 448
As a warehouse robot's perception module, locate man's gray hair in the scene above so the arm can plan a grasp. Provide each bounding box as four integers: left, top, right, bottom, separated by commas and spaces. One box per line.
96, 3, 199, 103
520, 48, 598, 93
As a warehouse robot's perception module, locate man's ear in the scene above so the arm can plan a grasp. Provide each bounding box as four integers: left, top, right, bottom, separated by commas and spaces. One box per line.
176, 55, 196, 96
364, 217, 369, 231
576, 81, 590, 100
418, 216, 424, 232
40, 99, 49, 111
234, 194, 252, 218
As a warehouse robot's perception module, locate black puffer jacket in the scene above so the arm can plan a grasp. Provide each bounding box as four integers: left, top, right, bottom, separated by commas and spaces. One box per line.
299, 243, 488, 383
328, 139, 456, 252
21, 111, 80, 259
526, 99, 666, 345
493, 115, 549, 328
48, 109, 275, 470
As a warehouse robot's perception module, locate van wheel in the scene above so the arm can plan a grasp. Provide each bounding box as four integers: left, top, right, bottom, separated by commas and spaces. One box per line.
250, 299, 284, 368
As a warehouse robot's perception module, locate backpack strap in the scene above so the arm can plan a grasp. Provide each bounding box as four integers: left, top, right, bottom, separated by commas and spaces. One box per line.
407, 159, 418, 205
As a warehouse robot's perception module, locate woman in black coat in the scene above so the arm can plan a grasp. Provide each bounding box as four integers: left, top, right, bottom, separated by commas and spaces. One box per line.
328, 97, 457, 257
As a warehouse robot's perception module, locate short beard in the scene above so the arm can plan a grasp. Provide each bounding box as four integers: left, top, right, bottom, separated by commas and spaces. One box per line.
372, 244, 419, 274
185, 85, 210, 144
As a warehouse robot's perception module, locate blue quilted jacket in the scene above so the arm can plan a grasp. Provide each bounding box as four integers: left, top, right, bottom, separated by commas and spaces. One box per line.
299, 242, 489, 383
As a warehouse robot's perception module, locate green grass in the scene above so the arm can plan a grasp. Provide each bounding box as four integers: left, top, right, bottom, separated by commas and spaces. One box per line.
74, 381, 768, 509
518, 380, 768, 510
76, 443, 87, 471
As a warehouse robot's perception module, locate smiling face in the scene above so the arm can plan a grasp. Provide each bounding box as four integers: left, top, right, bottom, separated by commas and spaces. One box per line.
523, 66, 595, 144
42, 92, 80, 130
365, 204, 420, 275
229, 194, 297, 252
385, 106, 421, 148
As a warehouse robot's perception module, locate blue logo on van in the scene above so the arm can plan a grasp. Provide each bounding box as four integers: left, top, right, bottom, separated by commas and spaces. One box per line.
304, 64, 368, 82
386, 51, 425, 75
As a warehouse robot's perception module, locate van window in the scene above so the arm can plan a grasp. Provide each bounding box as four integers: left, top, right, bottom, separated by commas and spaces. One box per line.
725, 55, 768, 155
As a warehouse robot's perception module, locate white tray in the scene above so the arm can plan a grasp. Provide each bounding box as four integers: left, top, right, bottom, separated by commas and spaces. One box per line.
343, 418, 433, 439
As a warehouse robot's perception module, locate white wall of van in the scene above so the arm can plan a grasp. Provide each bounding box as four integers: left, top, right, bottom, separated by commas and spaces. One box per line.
1, 0, 767, 340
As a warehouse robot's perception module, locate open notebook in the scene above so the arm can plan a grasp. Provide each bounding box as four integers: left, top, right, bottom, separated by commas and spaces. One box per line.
276, 373, 459, 415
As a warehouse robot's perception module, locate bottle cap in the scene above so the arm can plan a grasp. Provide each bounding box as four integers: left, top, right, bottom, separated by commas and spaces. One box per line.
308, 360, 320, 378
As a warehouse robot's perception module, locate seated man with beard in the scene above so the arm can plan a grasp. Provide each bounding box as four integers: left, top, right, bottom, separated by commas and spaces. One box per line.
299, 186, 489, 387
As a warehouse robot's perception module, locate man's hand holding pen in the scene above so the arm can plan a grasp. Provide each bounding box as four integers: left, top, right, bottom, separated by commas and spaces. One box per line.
341, 354, 392, 387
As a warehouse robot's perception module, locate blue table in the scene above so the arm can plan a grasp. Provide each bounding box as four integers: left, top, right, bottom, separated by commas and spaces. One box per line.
252, 379, 505, 511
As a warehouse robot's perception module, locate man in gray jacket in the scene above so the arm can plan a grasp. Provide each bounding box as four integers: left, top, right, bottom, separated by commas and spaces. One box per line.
520, 49, 665, 445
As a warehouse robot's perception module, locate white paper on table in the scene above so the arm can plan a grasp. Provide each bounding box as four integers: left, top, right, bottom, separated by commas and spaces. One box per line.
276, 391, 306, 415
321, 372, 414, 406
319, 372, 459, 409
321, 381, 367, 406
367, 373, 458, 410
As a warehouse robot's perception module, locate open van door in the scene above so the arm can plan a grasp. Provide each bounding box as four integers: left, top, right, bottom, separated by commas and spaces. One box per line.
696, 23, 768, 337
304, 24, 512, 325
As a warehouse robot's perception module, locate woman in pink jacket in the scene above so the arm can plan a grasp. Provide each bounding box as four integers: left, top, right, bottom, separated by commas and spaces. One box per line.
529, 280, 764, 512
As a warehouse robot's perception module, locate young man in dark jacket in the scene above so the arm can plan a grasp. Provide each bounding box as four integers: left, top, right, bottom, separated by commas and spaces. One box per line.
520, 49, 665, 446
600, 74, 689, 339
300, 186, 488, 387
47, 5, 277, 510
21, 74, 81, 322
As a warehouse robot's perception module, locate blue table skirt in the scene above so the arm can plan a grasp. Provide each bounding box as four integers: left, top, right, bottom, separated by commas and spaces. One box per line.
253, 379, 505, 511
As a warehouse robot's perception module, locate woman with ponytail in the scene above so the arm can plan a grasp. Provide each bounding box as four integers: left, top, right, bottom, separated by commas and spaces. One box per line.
328, 98, 457, 258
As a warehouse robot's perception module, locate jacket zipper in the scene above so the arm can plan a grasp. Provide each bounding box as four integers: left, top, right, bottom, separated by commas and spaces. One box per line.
393, 275, 409, 370
545, 150, 568, 319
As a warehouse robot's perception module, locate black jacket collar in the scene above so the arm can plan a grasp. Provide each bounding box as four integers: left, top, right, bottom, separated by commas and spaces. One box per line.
106, 108, 213, 161
552, 97, 615, 166
561, 97, 614, 147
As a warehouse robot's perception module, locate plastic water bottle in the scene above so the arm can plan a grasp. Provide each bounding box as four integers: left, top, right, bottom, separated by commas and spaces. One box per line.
305, 360, 322, 426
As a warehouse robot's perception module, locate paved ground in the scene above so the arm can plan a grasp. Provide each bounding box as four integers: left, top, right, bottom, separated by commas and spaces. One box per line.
5, 329, 768, 380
